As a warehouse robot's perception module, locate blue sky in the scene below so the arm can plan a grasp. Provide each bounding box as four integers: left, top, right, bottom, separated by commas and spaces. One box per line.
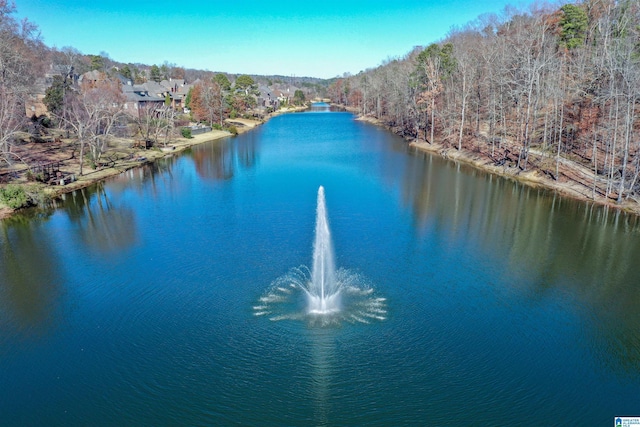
16, 0, 529, 79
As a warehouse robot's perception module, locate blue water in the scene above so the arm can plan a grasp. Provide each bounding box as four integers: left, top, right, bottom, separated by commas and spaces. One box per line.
1, 108, 640, 425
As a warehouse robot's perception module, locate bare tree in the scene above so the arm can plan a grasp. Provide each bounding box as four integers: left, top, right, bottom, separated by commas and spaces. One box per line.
448, 31, 477, 150
415, 44, 443, 143
0, 86, 26, 165
62, 76, 125, 175
191, 80, 224, 126
0, 1, 43, 166
134, 104, 176, 148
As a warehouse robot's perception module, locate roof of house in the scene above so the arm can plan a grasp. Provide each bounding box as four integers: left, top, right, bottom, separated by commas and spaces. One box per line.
115, 73, 133, 86
258, 84, 272, 98
160, 78, 185, 90
122, 84, 165, 103
144, 81, 168, 96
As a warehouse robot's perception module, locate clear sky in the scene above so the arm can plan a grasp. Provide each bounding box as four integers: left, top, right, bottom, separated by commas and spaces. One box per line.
15, 0, 530, 79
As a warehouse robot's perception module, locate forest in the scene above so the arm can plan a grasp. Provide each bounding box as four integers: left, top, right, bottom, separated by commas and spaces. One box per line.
328, 0, 640, 207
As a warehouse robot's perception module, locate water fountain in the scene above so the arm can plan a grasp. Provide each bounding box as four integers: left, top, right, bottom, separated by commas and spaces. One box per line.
306, 186, 340, 314
254, 186, 386, 325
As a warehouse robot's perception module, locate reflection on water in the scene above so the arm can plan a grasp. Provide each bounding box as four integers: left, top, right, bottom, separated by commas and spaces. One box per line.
189, 133, 259, 182
310, 329, 334, 427
109, 156, 180, 198
236, 132, 259, 170
62, 183, 137, 253
0, 212, 61, 339
0, 135, 260, 343
310, 102, 331, 112
400, 148, 640, 375
192, 141, 235, 181
0, 181, 139, 340
401, 149, 640, 286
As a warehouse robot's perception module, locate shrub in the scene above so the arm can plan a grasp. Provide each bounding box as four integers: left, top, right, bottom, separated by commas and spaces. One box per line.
0, 185, 31, 209
39, 116, 52, 128
25, 171, 46, 182
175, 118, 189, 127
25, 187, 49, 207
181, 127, 192, 138
212, 123, 223, 131
227, 125, 238, 135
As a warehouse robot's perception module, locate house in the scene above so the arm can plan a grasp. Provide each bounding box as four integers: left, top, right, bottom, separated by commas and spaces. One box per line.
25, 77, 49, 118
257, 84, 279, 109
79, 70, 108, 87
144, 81, 168, 97
160, 78, 193, 110
45, 63, 79, 86
274, 89, 290, 105
115, 74, 133, 86
116, 73, 198, 115
121, 83, 166, 114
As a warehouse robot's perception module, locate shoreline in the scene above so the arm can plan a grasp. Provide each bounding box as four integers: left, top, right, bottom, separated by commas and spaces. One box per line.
51, 128, 234, 191
0, 107, 310, 220
355, 115, 640, 217
0, 126, 236, 220
7, 103, 630, 220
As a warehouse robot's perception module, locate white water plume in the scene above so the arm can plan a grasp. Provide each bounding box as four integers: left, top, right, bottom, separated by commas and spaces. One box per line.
254, 186, 386, 326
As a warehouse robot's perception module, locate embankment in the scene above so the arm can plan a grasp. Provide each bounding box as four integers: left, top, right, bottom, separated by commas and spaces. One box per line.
355, 114, 640, 216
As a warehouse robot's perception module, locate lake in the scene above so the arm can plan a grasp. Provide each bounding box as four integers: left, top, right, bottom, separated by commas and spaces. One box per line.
1, 105, 639, 425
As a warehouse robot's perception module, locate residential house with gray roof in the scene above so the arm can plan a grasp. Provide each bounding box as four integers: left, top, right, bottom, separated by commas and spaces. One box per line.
122, 83, 166, 115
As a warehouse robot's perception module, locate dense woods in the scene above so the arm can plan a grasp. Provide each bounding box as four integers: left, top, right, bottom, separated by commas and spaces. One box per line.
329, 0, 640, 206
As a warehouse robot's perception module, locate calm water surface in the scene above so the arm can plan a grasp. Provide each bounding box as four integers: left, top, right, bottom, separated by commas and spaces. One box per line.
2, 106, 640, 425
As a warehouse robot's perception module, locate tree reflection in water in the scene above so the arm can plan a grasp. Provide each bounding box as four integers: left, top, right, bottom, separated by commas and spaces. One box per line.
0, 211, 61, 339
65, 183, 137, 253
400, 148, 640, 377
189, 133, 259, 182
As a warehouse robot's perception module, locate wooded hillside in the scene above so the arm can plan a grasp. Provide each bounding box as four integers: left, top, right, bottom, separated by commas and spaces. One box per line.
330, 0, 640, 206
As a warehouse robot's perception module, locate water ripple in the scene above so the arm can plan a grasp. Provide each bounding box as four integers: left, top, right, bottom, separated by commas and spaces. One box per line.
254, 266, 387, 327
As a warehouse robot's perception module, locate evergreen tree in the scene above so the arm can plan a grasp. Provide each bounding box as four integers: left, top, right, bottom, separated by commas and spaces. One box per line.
559, 4, 588, 49
185, 87, 193, 110
43, 75, 71, 117
214, 73, 231, 91
121, 64, 132, 80
235, 75, 255, 91
88, 54, 105, 71
293, 90, 306, 106
150, 65, 162, 82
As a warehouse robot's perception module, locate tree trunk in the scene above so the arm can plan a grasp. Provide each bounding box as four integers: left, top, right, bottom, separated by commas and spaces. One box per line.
79, 139, 85, 176
458, 72, 467, 151
556, 101, 564, 180
617, 97, 635, 202
430, 98, 435, 144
